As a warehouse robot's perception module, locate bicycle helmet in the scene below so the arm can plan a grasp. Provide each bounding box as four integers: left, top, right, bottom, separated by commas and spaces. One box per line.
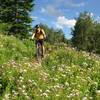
35, 24, 40, 28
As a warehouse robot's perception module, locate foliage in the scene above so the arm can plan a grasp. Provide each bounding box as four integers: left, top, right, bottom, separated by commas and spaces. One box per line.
0, 35, 35, 64
0, 34, 100, 99
72, 12, 100, 54
0, 23, 12, 35
38, 24, 68, 44
0, 0, 35, 38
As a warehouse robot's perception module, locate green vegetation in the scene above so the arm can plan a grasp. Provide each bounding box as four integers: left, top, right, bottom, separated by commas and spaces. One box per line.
0, 34, 35, 64
0, 34, 100, 99
72, 12, 100, 54
0, 0, 35, 38
39, 24, 68, 44
0, 1, 100, 99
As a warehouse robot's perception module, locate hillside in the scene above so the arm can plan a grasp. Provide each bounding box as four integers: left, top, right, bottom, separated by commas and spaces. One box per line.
0, 35, 100, 100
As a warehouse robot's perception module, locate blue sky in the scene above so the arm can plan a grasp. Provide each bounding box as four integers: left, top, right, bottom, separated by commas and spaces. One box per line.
31, 0, 100, 39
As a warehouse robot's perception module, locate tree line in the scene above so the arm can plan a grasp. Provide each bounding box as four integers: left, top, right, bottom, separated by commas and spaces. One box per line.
72, 12, 100, 54
0, 1, 100, 54
0, 0, 67, 44
39, 24, 68, 44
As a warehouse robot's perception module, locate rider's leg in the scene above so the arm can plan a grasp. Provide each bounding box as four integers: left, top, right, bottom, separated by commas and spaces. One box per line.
41, 45, 45, 57
40, 40, 45, 57
36, 40, 39, 59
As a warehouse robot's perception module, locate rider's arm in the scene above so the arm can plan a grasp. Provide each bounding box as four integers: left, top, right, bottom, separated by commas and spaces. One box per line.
32, 33, 35, 39
42, 29, 46, 39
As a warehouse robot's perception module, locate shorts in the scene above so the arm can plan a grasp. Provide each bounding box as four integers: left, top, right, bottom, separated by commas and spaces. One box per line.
35, 39, 44, 46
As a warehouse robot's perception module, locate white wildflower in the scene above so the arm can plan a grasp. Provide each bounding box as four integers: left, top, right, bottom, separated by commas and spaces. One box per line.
4, 93, 10, 99
82, 62, 88, 66
22, 85, 26, 89
41, 93, 48, 97
28, 79, 32, 83
82, 97, 88, 100
45, 89, 50, 93
23, 69, 27, 73
25, 95, 30, 99
96, 90, 100, 95
0, 84, 2, 87
65, 81, 69, 87
22, 89, 25, 93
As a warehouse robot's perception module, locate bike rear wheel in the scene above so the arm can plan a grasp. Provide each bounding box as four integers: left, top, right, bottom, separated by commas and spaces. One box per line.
36, 43, 43, 61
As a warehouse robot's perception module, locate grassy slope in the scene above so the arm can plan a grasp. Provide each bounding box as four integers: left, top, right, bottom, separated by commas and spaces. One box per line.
0, 35, 100, 100
0, 35, 35, 64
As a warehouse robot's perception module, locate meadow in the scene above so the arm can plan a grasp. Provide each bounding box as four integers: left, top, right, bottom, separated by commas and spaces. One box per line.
0, 35, 100, 100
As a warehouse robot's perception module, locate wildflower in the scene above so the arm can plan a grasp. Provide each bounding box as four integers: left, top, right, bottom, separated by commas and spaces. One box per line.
0, 44, 3, 47
82, 62, 88, 67
22, 89, 25, 93
4, 93, 10, 99
23, 92, 27, 96
0, 84, 2, 87
18, 87, 22, 90
8, 71, 11, 74
96, 90, 100, 95
25, 95, 30, 99
41, 93, 48, 97
82, 97, 88, 100
22, 85, 26, 89
65, 81, 69, 87
28, 79, 32, 83
58, 67, 64, 72
19, 76, 24, 80
23, 69, 27, 73
89, 97, 93, 100
1, 65, 3, 68
56, 94, 60, 97
31, 80, 37, 86
12, 90, 16, 93
12, 90, 18, 96
61, 74, 66, 77
27, 63, 32, 67
45, 89, 50, 93
19, 69, 23, 73
95, 60, 100, 65
68, 93, 75, 98
20, 79, 23, 83
54, 78, 58, 81
13, 65, 17, 68
39, 89, 42, 93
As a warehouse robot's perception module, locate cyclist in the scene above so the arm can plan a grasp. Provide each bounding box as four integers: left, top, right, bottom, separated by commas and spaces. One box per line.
32, 24, 46, 58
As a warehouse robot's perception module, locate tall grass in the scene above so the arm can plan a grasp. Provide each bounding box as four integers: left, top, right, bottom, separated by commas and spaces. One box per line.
0, 35, 100, 99
0, 35, 35, 64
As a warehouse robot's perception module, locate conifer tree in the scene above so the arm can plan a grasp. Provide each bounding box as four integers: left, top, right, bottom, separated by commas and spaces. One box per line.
0, 0, 35, 38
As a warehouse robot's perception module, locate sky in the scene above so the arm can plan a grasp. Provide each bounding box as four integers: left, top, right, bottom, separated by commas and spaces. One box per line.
31, 0, 100, 39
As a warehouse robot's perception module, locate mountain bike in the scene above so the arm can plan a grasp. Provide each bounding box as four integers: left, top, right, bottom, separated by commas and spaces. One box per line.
36, 42, 43, 61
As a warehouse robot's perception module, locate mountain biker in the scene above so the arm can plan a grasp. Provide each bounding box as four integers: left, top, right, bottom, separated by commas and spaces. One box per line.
32, 24, 46, 58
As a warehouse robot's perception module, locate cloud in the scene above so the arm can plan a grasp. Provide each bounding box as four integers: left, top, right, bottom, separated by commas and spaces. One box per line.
30, 16, 38, 20
42, 5, 62, 17
69, 2, 85, 7
57, 16, 76, 28
62, 0, 86, 8
54, 0, 86, 8
40, 1, 86, 17
56, 24, 63, 29
54, 23, 63, 29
